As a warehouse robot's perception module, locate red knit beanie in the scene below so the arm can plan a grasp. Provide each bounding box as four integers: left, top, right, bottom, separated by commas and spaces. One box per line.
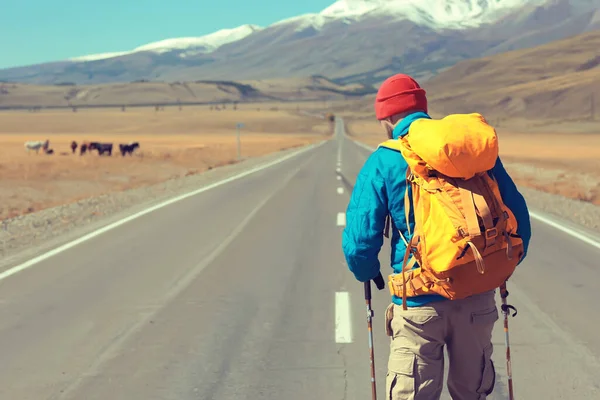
374, 74, 427, 120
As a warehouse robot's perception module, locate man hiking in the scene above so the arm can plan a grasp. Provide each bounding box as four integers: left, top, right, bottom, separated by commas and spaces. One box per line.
342, 73, 531, 399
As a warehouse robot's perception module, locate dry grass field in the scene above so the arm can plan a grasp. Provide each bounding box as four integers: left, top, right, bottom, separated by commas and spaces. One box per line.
0, 104, 332, 220
346, 118, 600, 205
497, 131, 600, 205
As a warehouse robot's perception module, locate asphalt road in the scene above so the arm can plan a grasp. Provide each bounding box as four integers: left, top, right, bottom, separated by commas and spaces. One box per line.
0, 118, 599, 399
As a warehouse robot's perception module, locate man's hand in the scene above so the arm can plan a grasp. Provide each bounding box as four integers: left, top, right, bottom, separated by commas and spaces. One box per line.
373, 272, 385, 290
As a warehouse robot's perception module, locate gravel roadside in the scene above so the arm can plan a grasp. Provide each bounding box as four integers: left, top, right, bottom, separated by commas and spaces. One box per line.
502, 161, 600, 233
0, 142, 324, 271
517, 186, 600, 233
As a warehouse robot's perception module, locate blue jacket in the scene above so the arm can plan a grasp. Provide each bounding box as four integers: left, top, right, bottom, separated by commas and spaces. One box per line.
342, 111, 532, 307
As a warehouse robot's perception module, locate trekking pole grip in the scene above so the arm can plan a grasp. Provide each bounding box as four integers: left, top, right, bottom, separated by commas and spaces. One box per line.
364, 281, 372, 300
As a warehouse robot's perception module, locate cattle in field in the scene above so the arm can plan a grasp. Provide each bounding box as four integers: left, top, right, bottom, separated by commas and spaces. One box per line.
119, 142, 140, 156
24, 139, 49, 154
79, 141, 90, 155
70, 141, 78, 154
89, 142, 113, 156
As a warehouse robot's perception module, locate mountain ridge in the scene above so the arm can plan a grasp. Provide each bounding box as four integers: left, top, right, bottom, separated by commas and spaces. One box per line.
1, 0, 598, 85
54, 0, 543, 65
0, 76, 375, 110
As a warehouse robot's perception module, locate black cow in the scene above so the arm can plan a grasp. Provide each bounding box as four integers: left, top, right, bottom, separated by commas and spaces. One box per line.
89, 142, 113, 156
119, 142, 140, 156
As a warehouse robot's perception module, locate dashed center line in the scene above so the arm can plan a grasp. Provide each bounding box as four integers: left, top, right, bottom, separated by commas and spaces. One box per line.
335, 291, 353, 343
334, 143, 350, 346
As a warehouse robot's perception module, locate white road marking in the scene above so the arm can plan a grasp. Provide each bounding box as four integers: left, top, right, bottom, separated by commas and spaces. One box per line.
336, 167, 341, 173
529, 211, 600, 251
336, 176, 342, 181
337, 187, 344, 194
337, 212, 346, 226
0, 141, 326, 283
335, 291, 353, 343
344, 134, 600, 252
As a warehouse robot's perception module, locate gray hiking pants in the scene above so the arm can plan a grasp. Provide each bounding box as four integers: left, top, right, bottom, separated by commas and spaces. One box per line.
384, 290, 498, 399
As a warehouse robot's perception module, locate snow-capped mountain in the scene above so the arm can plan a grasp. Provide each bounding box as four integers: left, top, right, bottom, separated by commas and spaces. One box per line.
279, 0, 548, 30
72, 0, 542, 63
47, 0, 548, 64
70, 25, 262, 62
1, 0, 599, 86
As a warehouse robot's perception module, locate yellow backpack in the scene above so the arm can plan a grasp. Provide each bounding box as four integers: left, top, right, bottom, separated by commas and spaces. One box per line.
379, 113, 524, 310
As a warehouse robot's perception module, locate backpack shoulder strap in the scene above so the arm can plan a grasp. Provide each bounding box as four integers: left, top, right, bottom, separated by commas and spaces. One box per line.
383, 169, 412, 247
404, 172, 412, 238
378, 139, 404, 152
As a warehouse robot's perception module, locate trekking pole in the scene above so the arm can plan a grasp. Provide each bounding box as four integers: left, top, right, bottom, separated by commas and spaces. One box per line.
500, 283, 517, 400
364, 281, 377, 400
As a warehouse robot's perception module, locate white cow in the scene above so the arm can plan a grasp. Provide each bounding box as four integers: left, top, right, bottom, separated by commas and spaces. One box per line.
24, 139, 49, 154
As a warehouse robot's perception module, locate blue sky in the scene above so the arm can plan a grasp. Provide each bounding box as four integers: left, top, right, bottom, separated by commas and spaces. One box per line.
1, 0, 333, 69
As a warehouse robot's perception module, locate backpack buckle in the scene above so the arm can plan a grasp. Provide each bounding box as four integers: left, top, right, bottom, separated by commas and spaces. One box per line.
485, 228, 498, 240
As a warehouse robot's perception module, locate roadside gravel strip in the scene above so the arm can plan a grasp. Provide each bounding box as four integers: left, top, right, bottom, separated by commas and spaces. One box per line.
516, 182, 600, 233
0, 142, 324, 271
